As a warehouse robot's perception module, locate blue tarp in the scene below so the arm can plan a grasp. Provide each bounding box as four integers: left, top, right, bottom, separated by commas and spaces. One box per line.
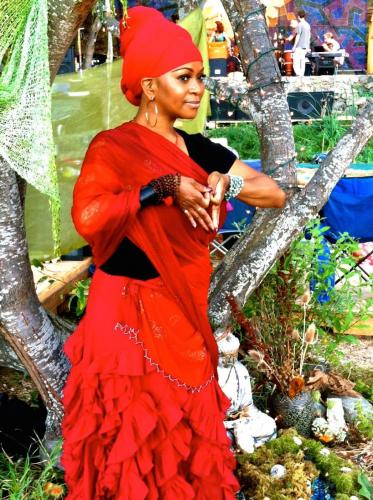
320, 176, 373, 243
223, 161, 373, 245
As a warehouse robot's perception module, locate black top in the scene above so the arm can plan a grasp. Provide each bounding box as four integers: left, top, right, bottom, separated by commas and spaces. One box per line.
100, 130, 237, 279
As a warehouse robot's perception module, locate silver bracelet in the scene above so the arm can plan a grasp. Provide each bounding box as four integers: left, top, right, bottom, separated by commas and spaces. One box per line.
224, 174, 244, 201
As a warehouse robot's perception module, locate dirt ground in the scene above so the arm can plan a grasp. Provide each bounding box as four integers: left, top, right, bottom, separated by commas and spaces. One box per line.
339, 336, 373, 369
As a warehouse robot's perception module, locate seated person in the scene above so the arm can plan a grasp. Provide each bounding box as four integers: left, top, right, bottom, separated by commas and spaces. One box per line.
209, 21, 231, 54
322, 32, 344, 68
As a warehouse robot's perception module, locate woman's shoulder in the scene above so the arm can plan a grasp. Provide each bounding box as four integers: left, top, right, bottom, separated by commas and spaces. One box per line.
88, 122, 134, 150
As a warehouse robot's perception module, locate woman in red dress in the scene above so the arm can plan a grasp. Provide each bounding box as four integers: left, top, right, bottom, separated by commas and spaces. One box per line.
62, 7, 285, 499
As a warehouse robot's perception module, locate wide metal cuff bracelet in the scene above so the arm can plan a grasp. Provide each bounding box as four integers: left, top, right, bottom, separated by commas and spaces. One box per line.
224, 174, 244, 201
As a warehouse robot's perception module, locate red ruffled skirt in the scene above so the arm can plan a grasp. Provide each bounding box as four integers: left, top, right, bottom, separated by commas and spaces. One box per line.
62, 269, 239, 499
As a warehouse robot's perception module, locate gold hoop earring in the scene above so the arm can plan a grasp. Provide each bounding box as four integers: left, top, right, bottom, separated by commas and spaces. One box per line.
145, 98, 158, 128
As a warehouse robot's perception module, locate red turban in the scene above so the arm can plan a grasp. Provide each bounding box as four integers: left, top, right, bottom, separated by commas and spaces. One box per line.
120, 6, 202, 106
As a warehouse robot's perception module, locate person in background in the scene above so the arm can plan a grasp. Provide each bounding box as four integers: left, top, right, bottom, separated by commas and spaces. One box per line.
227, 44, 242, 73
292, 9, 311, 77
322, 31, 344, 69
209, 20, 231, 53
285, 19, 298, 49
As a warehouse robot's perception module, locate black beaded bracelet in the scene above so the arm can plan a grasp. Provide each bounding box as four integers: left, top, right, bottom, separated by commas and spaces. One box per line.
141, 173, 181, 207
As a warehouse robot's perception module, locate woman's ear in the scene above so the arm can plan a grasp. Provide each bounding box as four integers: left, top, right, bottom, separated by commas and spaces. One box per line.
141, 78, 156, 101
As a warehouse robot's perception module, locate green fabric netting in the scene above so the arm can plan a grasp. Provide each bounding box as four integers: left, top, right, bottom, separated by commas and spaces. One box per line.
0, 0, 60, 249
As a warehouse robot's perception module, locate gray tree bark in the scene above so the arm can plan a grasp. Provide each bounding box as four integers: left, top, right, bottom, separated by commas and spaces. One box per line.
208, 101, 373, 324
177, 0, 200, 17
219, 0, 296, 186
48, 0, 97, 81
0, 163, 69, 436
0, 0, 96, 439
83, 14, 103, 70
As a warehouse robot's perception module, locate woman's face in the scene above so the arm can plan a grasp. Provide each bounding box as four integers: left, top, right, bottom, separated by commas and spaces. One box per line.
153, 61, 205, 121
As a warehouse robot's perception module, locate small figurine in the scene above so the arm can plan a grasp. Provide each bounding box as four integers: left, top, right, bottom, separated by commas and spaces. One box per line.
215, 328, 277, 453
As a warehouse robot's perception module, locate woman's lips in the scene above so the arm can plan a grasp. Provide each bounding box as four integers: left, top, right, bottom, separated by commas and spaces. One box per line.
185, 101, 200, 109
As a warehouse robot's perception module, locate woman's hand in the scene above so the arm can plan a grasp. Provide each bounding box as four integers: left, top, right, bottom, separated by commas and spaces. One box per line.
207, 171, 230, 230
176, 176, 214, 232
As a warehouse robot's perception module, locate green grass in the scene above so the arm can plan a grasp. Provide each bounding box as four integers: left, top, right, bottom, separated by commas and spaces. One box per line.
207, 116, 373, 163
0, 441, 65, 499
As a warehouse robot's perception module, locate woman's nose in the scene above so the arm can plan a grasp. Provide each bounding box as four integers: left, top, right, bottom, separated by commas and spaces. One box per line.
189, 80, 202, 94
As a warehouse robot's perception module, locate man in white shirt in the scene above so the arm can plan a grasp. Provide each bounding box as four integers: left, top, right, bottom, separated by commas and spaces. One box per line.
292, 10, 311, 77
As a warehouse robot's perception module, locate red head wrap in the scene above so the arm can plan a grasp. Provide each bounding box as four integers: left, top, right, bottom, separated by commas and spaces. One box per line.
120, 6, 202, 106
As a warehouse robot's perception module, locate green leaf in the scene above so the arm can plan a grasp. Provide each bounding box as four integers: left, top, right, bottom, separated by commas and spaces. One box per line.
31, 258, 43, 268
358, 472, 373, 500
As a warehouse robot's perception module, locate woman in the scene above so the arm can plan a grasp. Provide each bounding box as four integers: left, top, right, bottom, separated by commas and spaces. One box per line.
322, 32, 344, 69
62, 7, 286, 499
209, 21, 231, 55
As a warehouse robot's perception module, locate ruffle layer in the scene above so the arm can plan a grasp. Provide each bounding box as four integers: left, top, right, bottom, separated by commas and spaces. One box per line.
62, 323, 239, 499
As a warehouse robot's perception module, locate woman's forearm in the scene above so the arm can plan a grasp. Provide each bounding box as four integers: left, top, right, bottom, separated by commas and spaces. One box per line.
236, 175, 286, 208
227, 159, 286, 208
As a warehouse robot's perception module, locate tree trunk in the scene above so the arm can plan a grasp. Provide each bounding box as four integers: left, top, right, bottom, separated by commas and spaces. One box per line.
208, 101, 373, 325
83, 14, 102, 70
219, 0, 296, 187
48, 0, 97, 81
0, 162, 69, 436
0, 0, 97, 439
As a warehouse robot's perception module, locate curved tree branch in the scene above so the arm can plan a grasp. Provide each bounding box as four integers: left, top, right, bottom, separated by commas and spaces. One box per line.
208, 101, 373, 325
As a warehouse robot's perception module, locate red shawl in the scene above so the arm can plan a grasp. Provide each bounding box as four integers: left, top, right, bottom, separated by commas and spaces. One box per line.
72, 122, 223, 377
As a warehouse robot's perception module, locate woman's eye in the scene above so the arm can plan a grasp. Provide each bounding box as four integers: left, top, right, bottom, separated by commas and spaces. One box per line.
178, 75, 190, 81
199, 74, 207, 82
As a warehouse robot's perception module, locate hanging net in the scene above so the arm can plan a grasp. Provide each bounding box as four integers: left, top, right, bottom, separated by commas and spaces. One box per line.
0, 0, 59, 248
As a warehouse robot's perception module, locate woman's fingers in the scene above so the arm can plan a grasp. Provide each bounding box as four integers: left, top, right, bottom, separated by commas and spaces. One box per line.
182, 205, 214, 232
183, 208, 197, 228
211, 177, 225, 204
211, 203, 220, 231
190, 206, 214, 232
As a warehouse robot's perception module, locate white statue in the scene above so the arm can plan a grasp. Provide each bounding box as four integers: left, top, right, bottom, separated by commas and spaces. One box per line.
215, 328, 277, 453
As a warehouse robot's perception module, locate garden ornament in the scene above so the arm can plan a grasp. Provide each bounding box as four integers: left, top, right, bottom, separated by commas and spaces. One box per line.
312, 397, 347, 443
215, 327, 277, 453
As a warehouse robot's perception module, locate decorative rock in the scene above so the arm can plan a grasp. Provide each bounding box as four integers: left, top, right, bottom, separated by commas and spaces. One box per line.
326, 398, 347, 443
270, 464, 286, 479
293, 436, 303, 446
312, 401, 327, 418
340, 467, 352, 473
340, 396, 373, 424
311, 477, 334, 499
320, 448, 331, 456
312, 417, 333, 443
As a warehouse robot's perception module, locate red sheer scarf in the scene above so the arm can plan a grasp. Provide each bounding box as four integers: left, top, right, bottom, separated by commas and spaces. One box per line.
72, 122, 223, 378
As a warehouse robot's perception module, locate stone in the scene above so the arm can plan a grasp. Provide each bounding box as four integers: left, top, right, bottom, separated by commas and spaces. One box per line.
270, 464, 286, 478
340, 396, 373, 423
